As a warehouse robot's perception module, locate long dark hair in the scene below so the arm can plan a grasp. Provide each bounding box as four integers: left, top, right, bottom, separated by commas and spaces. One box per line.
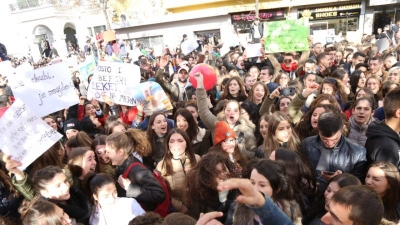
350, 70, 365, 94
174, 108, 199, 143
160, 129, 197, 176
220, 77, 247, 101
146, 113, 171, 159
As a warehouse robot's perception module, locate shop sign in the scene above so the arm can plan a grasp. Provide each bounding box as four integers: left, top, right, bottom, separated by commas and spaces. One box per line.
299, 4, 361, 20
231, 10, 286, 21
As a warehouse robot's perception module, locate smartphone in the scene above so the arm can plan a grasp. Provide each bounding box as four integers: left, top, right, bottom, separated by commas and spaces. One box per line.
279, 87, 296, 97
323, 171, 335, 175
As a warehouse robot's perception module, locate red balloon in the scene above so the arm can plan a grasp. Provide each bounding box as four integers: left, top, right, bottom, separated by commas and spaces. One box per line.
189, 63, 217, 91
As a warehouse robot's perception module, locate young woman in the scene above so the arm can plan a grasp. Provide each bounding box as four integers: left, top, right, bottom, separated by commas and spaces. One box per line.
366, 161, 400, 223
231, 159, 302, 225
0, 168, 22, 222
210, 121, 248, 178
295, 104, 344, 142
78, 99, 105, 126
388, 66, 400, 84
184, 100, 207, 129
275, 73, 290, 87
64, 147, 98, 189
350, 70, 367, 95
156, 129, 201, 213
19, 198, 72, 225
146, 112, 171, 169
304, 173, 362, 225
247, 81, 268, 108
105, 120, 128, 135
195, 73, 256, 157
220, 77, 248, 102
270, 148, 316, 213
86, 173, 145, 225
186, 151, 234, 222
105, 128, 166, 211
334, 51, 344, 65
64, 131, 93, 156
366, 75, 383, 103
258, 85, 295, 118
255, 111, 300, 159
318, 77, 348, 110
7, 165, 90, 223
43, 115, 63, 134
174, 108, 211, 156
344, 87, 375, 118
348, 97, 376, 146
92, 135, 115, 177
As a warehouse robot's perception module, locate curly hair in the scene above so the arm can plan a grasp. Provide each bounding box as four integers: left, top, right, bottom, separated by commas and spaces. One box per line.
186, 151, 229, 204
318, 77, 348, 105
220, 77, 247, 102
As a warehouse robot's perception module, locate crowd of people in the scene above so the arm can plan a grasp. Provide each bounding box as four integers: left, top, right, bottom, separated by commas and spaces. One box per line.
1, 18, 400, 225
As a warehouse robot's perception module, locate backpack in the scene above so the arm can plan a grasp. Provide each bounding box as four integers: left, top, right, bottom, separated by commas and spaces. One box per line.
122, 162, 171, 218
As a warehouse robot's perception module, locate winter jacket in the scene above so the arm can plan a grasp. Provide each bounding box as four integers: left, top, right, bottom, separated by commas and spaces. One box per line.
189, 190, 235, 222
115, 155, 166, 211
155, 69, 196, 103
197, 88, 257, 157
192, 127, 212, 156
12, 175, 90, 223
229, 199, 302, 225
288, 93, 308, 125
365, 120, 400, 170
156, 154, 201, 213
348, 116, 375, 146
301, 135, 367, 190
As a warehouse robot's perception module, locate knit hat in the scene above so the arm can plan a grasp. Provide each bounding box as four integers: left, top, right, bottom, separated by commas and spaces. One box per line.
64, 118, 81, 133
214, 121, 236, 146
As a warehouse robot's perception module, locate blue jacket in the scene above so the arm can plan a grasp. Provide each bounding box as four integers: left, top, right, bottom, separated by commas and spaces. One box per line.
249, 196, 294, 225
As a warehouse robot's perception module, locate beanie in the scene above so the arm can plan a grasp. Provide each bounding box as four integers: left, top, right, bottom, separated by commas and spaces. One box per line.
214, 121, 236, 146
64, 118, 82, 133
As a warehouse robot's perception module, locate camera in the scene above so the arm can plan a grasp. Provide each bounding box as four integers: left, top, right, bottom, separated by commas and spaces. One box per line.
279, 87, 296, 97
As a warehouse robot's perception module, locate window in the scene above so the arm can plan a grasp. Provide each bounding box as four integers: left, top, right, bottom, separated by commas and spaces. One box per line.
17, 0, 39, 10
93, 25, 106, 35
87, 27, 93, 37
133, 36, 164, 48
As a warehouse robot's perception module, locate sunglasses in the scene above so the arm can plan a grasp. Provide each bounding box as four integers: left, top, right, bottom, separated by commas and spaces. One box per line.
306, 70, 317, 75
284, 59, 292, 63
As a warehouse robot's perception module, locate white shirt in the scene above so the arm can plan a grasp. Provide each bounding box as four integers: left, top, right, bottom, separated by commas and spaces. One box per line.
89, 197, 145, 225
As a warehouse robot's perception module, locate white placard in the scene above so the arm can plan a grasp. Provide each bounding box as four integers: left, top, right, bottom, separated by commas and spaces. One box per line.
181, 39, 199, 55
128, 49, 144, 61
8, 63, 79, 117
0, 99, 62, 170
220, 43, 231, 57
153, 45, 163, 57
87, 61, 141, 106
0, 61, 15, 77
246, 43, 262, 58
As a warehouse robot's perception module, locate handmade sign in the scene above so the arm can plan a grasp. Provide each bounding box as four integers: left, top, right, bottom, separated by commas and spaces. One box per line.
181, 39, 199, 55
8, 63, 79, 117
246, 43, 263, 58
0, 61, 14, 77
0, 99, 62, 170
87, 61, 141, 106
264, 19, 309, 53
103, 30, 116, 43
79, 56, 96, 88
121, 81, 173, 115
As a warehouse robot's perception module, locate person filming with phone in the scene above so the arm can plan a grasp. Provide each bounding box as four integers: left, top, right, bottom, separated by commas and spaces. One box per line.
301, 111, 367, 194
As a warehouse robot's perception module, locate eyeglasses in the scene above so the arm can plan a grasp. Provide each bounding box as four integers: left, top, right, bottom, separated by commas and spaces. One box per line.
284, 59, 292, 63
306, 70, 317, 75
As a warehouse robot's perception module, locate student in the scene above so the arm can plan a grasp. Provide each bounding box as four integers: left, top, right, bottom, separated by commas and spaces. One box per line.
19, 199, 73, 225
366, 88, 400, 170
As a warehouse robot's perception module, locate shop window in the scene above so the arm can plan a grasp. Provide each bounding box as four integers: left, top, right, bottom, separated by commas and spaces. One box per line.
133, 36, 164, 49
195, 30, 220, 46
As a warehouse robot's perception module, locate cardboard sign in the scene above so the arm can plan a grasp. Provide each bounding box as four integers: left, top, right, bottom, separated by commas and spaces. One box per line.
0, 99, 62, 170
246, 43, 262, 58
103, 30, 116, 43
181, 39, 199, 55
121, 81, 173, 115
8, 63, 79, 117
264, 19, 310, 53
87, 61, 141, 105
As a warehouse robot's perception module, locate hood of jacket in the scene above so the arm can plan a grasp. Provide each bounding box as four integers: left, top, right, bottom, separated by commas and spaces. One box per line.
366, 120, 400, 144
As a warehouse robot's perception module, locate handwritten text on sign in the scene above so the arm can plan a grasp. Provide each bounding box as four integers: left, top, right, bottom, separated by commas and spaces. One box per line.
264, 19, 309, 53
0, 99, 62, 170
8, 63, 79, 117
87, 61, 141, 106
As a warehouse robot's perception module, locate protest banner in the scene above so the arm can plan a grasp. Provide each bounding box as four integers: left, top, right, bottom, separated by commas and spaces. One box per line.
79, 56, 96, 88
264, 19, 309, 53
120, 81, 173, 115
8, 62, 79, 117
181, 39, 199, 55
246, 43, 262, 58
0, 99, 62, 170
0, 61, 15, 77
87, 61, 141, 106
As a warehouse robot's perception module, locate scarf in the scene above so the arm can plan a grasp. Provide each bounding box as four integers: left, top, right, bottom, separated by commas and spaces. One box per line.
280, 62, 298, 72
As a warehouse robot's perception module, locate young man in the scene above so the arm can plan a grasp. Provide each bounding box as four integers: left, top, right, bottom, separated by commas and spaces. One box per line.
366, 88, 400, 170
259, 66, 278, 93
301, 112, 367, 192
343, 52, 366, 74
369, 56, 388, 81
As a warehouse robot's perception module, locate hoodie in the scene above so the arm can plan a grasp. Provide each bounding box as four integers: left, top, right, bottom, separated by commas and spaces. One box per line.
365, 120, 400, 170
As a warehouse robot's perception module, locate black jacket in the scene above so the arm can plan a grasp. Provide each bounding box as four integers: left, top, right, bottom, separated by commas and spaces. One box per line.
116, 155, 166, 211
365, 120, 400, 170
301, 135, 367, 189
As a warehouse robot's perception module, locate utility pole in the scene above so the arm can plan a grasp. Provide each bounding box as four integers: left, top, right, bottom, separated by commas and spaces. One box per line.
255, 0, 259, 17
